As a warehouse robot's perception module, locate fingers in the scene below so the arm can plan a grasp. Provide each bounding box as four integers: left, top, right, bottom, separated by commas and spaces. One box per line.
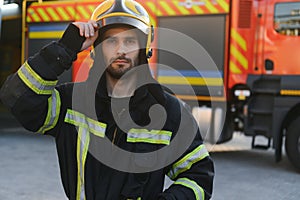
78, 23, 85, 37
86, 21, 99, 37
73, 20, 99, 38
72, 20, 99, 51
89, 21, 99, 36
84, 23, 90, 37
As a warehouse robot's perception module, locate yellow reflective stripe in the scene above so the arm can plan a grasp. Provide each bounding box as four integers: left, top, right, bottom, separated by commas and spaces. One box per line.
146, 1, 162, 16
76, 128, 82, 200
231, 28, 247, 51
230, 45, 248, 70
17, 62, 58, 95
217, 0, 229, 12
27, 7, 39, 22
127, 137, 170, 145
280, 89, 300, 96
87, 118, 106, 138
37, 89, 61, 134
129, 129, 172, 136
176, 3, 190, 15
64, 109, 106, 138
127, 128, 172, 145
76, 127, 90, 200
29, 31, 64, 39
205, 0, 219, 13
66, 6, 75, 18
77, 6, 90, 20
65, 110, 89, 128
229, 61, 242, 74
37, 7, 50, 21
157, 76, 223, 86
174, 178, 204, 200
168, 145, 209, 179
159, 1, 176, 15
65, 110, 104, 200
57, 7, 71, 21
191, 5, 204, 14
46, 7, 60, 21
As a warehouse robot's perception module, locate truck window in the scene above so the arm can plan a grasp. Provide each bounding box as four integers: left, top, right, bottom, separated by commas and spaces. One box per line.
274, 2, 300, 36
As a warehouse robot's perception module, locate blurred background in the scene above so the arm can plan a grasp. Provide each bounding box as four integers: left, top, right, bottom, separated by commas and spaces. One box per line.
0, 0, 22, 88
1, 0, 300, 199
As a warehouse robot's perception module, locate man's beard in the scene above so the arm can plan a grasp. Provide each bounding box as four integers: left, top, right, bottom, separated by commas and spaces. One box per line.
106, 56, 138, 79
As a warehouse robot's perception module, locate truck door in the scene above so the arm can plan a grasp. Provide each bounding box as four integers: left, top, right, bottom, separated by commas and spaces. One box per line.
263, 0, 300, 75
157, 15, 226, 100
153, 0, 229, 143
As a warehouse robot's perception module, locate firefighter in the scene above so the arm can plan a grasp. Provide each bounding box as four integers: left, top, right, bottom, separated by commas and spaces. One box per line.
0, 0, 214, 199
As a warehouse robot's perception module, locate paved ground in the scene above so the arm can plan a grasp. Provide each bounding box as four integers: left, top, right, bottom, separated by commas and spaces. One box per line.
210, 143, 300, 200
1, 108, 300, 200
0, 108, 66, 200
0, 130, 66, 200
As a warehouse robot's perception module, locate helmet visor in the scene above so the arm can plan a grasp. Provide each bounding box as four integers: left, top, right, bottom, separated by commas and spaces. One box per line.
97, 16, 149, 35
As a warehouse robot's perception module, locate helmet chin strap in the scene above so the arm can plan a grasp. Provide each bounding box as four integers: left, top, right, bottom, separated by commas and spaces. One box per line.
150, 25, 154, 42
146, 25, 154, 58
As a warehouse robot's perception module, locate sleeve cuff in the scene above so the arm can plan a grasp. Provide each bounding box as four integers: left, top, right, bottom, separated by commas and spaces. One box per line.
58, 23, 86, 53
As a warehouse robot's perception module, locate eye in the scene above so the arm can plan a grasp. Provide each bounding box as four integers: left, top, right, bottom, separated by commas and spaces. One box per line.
106, 37, 117, 44
125, 38, 138, 45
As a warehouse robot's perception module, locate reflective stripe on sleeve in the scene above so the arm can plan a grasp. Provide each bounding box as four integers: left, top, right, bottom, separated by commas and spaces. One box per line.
37, 89, 61, 134
64, 109, 107, 138
127, 128, 172, 145
168, 144, 209, 180
17, 62, 58, 95
174, 178, 204, 200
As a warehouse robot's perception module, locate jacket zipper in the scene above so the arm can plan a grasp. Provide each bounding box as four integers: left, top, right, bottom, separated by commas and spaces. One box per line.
112, 108, 126, 145
112, 127, 117, 145
112, 108, 126, 146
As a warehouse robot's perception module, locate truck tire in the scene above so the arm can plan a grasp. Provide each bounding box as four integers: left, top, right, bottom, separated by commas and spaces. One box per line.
285, 116, 300, 171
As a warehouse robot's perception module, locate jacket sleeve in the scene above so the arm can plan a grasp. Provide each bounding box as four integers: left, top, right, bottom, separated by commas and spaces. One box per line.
159, 104, 215, 200
0, 24, 85, 135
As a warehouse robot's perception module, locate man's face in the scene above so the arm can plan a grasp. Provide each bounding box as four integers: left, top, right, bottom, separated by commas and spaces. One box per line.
101, 26, 140, 79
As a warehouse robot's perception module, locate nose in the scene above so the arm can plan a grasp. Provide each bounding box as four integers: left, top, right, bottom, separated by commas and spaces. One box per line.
117, 42, 127, 55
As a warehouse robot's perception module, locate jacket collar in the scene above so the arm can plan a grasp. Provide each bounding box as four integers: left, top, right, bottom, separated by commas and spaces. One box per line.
92, 65, 167, 107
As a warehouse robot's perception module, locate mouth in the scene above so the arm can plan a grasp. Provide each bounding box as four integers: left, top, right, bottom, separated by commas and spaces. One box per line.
113, 59, 129, 64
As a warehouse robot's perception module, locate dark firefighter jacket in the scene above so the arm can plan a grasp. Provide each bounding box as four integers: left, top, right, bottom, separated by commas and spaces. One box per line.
0, 24, 214, 200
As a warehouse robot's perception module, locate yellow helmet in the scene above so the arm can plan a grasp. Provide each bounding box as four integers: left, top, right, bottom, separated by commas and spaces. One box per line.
91, 0, 154, 58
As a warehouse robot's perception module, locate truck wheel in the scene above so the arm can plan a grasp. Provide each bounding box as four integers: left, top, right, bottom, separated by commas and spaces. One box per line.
285, 116, 300, 171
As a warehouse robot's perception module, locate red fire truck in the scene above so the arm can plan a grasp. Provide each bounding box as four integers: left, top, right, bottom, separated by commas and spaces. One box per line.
22, 0, 300, 171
